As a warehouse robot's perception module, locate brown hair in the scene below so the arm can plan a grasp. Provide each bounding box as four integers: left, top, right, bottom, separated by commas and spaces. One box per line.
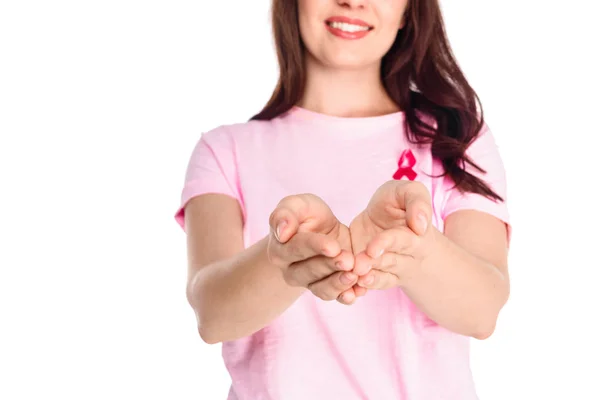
251, 0, 503, 201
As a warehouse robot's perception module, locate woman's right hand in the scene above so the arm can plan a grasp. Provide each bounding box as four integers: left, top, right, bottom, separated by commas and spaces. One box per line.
267, 194, 360, 305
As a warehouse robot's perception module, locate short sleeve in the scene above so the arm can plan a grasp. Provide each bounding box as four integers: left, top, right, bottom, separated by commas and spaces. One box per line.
174, 126, 243, 232
440, 124, 511, 241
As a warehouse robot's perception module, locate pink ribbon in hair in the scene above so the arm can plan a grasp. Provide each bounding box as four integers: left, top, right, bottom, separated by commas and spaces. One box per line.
393, 149, 417, 181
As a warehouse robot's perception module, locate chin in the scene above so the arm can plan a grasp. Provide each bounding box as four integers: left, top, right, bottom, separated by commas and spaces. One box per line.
322, 54, 377, 71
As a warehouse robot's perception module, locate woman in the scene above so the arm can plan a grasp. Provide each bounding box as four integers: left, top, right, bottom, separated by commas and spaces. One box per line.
175, 0, 510, 398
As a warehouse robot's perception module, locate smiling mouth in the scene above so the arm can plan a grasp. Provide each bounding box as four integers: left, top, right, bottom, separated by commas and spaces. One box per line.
325, 20, 373, 33
324, 18, 374, 40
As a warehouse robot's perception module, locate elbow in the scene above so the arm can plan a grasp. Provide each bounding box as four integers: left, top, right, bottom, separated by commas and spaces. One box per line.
471, 280, 509, 340
471, 323, 496, 340
192, 303, 224, 344
194, 304, 225, 344
198, 323, 223, 345
187, 281, 223, 345
470, 310, 500, 340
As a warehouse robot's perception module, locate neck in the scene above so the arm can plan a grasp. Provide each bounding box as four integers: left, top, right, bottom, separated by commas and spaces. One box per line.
298, 55, 400, 118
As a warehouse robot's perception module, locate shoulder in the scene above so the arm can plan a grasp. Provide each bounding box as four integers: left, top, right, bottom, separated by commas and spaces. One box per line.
467, 122, 500, 153
200, 118, 279, 145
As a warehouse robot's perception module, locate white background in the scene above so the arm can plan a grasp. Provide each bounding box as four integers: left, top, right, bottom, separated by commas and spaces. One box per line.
1, 1, 599, 399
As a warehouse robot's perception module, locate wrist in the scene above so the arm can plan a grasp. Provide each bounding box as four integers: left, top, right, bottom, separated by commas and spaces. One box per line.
396, 227, 444, 287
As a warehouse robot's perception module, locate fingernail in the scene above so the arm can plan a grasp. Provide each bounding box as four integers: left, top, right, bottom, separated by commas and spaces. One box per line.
365, 275, 375, 285
275, 221, 286, 242
340, 273, 356, 285
335, 261, 346, 270
376, 249, 384, 258
418, 213, 428, 234
342, 292, 354, 303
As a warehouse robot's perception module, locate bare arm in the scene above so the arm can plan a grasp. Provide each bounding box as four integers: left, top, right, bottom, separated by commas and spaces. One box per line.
400, 210, 510, 339
184, 193, 356, 344
350, 181, 510, 340
184, 194, 304, 344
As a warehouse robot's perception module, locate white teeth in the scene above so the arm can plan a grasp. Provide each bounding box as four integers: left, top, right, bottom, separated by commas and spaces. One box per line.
329, 21, 370, 33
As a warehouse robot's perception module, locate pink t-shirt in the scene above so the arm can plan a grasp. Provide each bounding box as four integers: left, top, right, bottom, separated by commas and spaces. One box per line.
174, 106, 509, 400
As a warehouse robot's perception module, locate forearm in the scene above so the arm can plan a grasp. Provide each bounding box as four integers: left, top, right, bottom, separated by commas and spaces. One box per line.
400, 229, 509, 339
187, 236, 304, 344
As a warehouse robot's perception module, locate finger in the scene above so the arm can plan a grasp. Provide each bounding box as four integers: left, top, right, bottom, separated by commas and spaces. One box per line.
357, 270, 398, 290
354, 252, 412, 289
285, 249, 354, 287
353, 285, 368, 297
400, 182, 432, 236
269, 194, 337, 242
270, 232, 341, 266
337, 288, 357, 305
365, 227, 417, 260
308, 271, 358, 302
352, 251, 376, 276
377, 251, 407, 271
337, 284, 367, 305
269, 204, 301, 244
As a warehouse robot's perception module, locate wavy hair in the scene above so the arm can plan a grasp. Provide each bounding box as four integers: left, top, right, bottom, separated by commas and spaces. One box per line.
251, 0, 503, 201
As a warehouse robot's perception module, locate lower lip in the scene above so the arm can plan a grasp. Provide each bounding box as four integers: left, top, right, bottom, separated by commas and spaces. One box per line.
325, 23, 371, 40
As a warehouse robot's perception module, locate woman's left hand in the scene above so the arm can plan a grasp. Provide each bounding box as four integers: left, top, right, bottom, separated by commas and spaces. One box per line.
347, 180, 438, 291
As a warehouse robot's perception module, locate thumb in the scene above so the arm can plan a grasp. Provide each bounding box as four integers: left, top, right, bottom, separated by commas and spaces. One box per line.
403, 183, 432, 236
269, 206, 300, 244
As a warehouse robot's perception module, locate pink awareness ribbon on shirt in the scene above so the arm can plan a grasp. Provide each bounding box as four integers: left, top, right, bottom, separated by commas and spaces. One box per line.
393, 149, 417, 181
